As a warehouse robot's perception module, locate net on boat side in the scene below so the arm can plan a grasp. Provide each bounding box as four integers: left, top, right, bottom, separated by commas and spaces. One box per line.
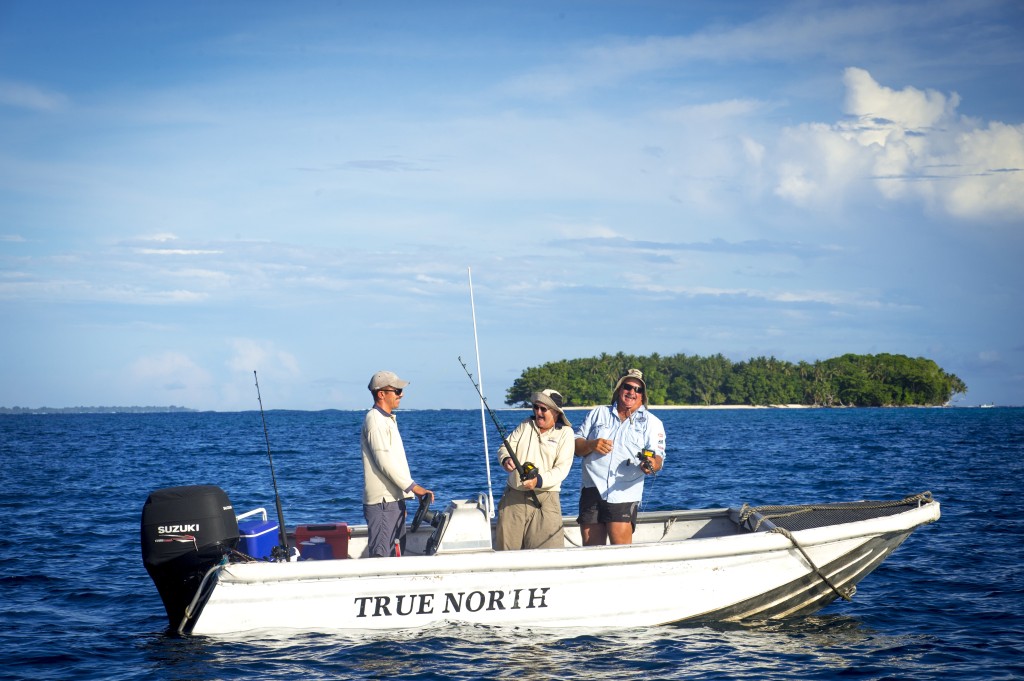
738, 491, 934, 532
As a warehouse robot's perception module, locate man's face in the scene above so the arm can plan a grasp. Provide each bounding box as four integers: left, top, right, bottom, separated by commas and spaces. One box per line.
618, 381, 643, 412
378, 386, 404, 412
532, 401, 556, 430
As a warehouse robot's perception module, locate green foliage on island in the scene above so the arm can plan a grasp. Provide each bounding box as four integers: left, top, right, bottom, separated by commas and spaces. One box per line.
506, 352, 967, 408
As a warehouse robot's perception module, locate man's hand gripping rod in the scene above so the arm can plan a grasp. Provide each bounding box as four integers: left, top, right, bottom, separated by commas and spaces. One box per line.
458, 356, 541, 509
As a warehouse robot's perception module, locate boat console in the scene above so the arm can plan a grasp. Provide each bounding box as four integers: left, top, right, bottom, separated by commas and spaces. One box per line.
416, 494, 494, 555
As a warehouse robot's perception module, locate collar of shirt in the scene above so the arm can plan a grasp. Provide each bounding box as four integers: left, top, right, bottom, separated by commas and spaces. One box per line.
373, 405, 396, 419
611, 402, 645, 421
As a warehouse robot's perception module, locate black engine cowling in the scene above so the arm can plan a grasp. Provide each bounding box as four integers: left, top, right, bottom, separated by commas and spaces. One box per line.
141, 485, 239, 629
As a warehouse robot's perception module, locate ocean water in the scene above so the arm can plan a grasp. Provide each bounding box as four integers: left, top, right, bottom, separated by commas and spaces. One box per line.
1, 407, 1022, 680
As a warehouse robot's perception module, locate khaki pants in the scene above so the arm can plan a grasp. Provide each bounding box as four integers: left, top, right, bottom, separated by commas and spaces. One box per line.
495, 488, 564, 550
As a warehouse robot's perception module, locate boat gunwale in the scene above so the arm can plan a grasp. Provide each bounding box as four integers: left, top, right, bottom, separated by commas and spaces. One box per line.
217, 500, 940, 584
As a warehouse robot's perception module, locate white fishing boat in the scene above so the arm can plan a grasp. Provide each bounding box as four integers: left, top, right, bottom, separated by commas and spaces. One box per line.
141, 487, 939, 636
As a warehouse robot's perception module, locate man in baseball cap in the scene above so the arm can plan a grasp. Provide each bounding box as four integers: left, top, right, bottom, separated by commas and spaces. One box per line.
367, 370, 409, 392
360, 370, 432, 557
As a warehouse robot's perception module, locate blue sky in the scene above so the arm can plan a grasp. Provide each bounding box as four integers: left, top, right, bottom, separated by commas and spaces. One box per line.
1, 1, 1022, 410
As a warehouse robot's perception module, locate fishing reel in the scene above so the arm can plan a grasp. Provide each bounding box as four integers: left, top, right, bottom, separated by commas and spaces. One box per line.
636, 449, 657, 474
520, 461, 539, 481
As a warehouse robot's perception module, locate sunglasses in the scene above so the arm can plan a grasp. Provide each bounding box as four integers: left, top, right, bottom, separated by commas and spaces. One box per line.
621, 384, 644, 394
380, 387, 404, 396
532, 404, 549, 413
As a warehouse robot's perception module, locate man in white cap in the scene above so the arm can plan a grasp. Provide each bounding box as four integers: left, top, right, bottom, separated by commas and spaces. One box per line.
361, 370, 433, 557
494, 389, 575, 550
574, 368, 666, 545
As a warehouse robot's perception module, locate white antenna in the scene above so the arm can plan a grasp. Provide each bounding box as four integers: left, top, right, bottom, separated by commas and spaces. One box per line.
468, 267, 495, 518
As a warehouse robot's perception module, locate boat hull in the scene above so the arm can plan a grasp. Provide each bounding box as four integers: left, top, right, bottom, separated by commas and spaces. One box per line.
185, 499, 939, 635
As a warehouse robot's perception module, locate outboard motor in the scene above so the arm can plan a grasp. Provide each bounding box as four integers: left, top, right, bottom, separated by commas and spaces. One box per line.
141, 485, 239, 629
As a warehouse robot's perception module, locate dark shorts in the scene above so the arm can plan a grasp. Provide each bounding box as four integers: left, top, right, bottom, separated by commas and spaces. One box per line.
576, 486, 638, 527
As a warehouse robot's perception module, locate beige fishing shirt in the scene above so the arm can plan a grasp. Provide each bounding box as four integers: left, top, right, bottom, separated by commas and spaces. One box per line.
497, 418, 575, 492
361, 406, 415, 505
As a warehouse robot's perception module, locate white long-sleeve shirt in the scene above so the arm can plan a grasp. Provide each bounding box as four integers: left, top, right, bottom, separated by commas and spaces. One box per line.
361, 406, 415, 505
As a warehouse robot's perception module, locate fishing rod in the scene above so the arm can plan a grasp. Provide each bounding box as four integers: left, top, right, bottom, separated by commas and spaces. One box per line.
458, 356, 541, 509
254, 370, 291, 561
466, 267, 496, 518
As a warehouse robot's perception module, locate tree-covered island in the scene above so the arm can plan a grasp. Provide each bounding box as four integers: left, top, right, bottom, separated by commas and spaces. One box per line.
506, 352, 967, 408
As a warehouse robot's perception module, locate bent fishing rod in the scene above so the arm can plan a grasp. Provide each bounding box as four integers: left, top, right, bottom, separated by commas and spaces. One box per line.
254, 370, 291, 561
458, 356, 541, 509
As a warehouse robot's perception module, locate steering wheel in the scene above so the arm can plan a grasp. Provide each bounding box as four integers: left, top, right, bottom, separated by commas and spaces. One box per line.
411, 494, 433, 533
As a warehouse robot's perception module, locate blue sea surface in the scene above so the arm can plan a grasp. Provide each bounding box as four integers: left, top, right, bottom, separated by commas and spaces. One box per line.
1, 407, 1022, 680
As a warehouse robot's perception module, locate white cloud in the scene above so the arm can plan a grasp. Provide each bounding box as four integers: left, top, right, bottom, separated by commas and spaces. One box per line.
135, 248, 224, 255
742, 137, 765, 166
137, 233, 180, 242
978, 350, 1001, 363
771, 67, 1024, 222
228, 338, 301, 379
774, 121, 876, 206
128, 352, 213, 395
941, 122, 1024, 219
0, 80, 68, 111
842, 67, 959, 131
663, 99, 767, 123
0, 277, 209, 304
497, 2, 1000, 101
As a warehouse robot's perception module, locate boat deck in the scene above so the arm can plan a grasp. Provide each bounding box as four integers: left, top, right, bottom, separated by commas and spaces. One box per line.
281, 506, 748, 560
276, 492, 936, 561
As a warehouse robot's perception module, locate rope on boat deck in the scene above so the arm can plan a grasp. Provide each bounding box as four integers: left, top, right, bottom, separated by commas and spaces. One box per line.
229, 548, 259, 562
733, 492, 935, 604
657, 516, 676, 542
741, 506, 815, 531
770, 526, 856, 602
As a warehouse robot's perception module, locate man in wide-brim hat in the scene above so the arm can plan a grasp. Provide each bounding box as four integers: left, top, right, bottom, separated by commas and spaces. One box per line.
494, 389, 575, 551
573, 369, 666, 545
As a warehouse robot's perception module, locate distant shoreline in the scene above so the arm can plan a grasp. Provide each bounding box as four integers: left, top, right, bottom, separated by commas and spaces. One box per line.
0, 406, 196, 414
